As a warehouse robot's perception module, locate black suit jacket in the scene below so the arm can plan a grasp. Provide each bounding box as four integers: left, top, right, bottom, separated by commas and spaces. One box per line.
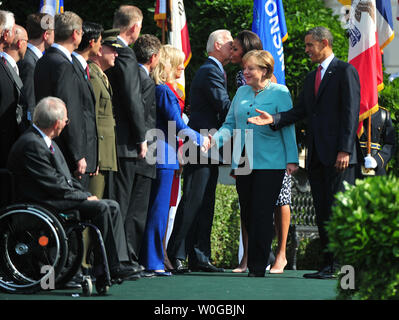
34, 46, 88, 173
18, 46, 39, 122
273, 57, 361, 168
136, 66, 156, 178
7, 126, 91, 210
188, 57, 231, 132
105, 38, 146, 158
71, 55, 98, 173
0, 57, 23, 167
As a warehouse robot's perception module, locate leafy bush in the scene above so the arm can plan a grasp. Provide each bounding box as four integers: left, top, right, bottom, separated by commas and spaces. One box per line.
210, 183, 241, 268
326, 176, 399, 300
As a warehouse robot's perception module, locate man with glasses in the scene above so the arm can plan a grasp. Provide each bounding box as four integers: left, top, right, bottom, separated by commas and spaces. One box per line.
7, 96, 138, 281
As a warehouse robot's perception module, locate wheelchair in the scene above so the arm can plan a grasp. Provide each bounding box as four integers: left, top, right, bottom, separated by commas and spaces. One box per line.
0, 169, 113, 296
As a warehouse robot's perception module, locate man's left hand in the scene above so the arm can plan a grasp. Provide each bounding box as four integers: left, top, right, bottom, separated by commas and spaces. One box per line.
335, 152, 350, 171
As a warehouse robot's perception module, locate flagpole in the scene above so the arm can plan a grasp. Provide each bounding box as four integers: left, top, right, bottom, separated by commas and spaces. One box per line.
161, 19, 166, 44
367, 114, 372, 156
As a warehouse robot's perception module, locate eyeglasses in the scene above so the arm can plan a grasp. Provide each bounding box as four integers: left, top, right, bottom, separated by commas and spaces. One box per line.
64, 118, 70, 125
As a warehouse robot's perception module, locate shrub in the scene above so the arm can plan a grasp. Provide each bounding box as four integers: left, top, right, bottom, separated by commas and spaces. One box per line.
210, 183, 241, 268
326, 176, 399, 300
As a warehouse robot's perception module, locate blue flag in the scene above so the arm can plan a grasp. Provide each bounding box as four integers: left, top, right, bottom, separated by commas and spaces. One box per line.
40, 0, 64, 15
252, 0, 288, 84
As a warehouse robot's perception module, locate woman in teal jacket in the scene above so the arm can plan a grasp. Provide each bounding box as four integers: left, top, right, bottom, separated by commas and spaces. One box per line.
211, 50, 298, 277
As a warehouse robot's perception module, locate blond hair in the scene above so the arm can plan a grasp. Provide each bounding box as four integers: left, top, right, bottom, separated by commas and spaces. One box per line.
242, 50, 275, 79
152, 44, 185, 85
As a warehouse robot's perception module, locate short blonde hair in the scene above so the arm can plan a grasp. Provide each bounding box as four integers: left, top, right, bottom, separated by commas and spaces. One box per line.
242, 49, 274, 79
152, 44, 185, 85
113, 5, 143, 32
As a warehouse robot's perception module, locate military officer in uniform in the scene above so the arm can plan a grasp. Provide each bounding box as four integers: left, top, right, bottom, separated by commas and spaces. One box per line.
358, 106, 396, 177
88, 29, 120, 199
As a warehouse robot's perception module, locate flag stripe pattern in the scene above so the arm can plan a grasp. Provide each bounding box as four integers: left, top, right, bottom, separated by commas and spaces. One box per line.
348, 0, 382, 136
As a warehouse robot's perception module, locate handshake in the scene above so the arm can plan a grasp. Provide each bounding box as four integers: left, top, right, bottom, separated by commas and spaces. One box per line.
200, 134, 215, 153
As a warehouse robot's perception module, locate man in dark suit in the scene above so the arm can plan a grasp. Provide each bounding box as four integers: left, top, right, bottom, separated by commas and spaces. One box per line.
0, 23, 25, 207
71, 21, 102, 188
34, 11, 92, 183
248, 26, 361, 279
167, 29, 232, 272
0, 24, 26, 169
18, 13, 54, 124
126, 33, 160, 269
7, 96, 138, 280
105, 5, 147, 273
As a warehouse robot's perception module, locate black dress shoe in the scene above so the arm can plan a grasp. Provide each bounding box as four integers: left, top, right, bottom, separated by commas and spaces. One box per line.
110, 264, 139, 280
303, 265, 337, 279
172, 259, 190, 273
191, 261, 224, 272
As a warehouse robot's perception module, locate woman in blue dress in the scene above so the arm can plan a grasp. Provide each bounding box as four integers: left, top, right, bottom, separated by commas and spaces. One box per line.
139, 45, 209, 276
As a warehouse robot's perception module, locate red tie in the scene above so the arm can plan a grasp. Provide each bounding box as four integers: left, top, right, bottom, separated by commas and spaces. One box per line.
314, 65, 322, 96
86, 65, 91, 80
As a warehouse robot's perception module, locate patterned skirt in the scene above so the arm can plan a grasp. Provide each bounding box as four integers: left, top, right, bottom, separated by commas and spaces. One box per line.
276, 171, 291, 206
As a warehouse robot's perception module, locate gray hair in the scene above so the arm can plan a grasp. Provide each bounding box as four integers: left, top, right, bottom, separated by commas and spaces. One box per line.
33, 97, 66, 129
0, 10, 15, 37
305, 26, 334, 48
206, 29, 231, 53
54, 11, 82, 42
113, 5, 143, 32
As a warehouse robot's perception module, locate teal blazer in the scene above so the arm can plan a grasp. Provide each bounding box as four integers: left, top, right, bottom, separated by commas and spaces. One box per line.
213, 83, 298, 170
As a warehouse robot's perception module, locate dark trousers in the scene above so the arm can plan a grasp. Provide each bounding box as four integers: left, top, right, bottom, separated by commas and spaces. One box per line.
236, 169, 285, 274
167, 163, 219, 265
72, 199, 129, 269
308, 152, 356, 266
111, 158, 152, 263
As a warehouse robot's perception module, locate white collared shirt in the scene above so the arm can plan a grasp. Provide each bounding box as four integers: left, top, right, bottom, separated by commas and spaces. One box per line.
319, 53, 335, 80
33, 123, 52, 149
72, 51, 87, 70
0, 51, 19, 74
51, 43, 73, 63
117, 35, 129, 47
208, 56, 225, 75
139, 63, 150, 76
27, 43, 43, 59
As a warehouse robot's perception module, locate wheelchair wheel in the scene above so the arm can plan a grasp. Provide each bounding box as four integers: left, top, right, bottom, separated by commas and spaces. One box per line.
0, 204, 68, 294
55, 225, 84, 289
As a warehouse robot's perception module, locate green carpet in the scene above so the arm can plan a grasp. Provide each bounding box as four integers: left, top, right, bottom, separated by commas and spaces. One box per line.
0, 270, 337, 301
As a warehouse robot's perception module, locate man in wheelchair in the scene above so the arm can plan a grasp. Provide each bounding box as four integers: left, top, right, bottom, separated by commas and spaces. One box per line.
7, 96, 138, 283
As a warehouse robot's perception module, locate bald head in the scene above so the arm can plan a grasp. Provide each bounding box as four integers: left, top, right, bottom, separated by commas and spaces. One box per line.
5, 24, 28, 62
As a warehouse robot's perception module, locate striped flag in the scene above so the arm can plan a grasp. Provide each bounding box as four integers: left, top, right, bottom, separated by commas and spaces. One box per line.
348, 0, 382, 136
376, 0, 395, 50
154, 0, 167, 29
252, 0, 288, 85
40, 0, 64, 15
169, 0, 191, 100
154, 0, 191, 99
